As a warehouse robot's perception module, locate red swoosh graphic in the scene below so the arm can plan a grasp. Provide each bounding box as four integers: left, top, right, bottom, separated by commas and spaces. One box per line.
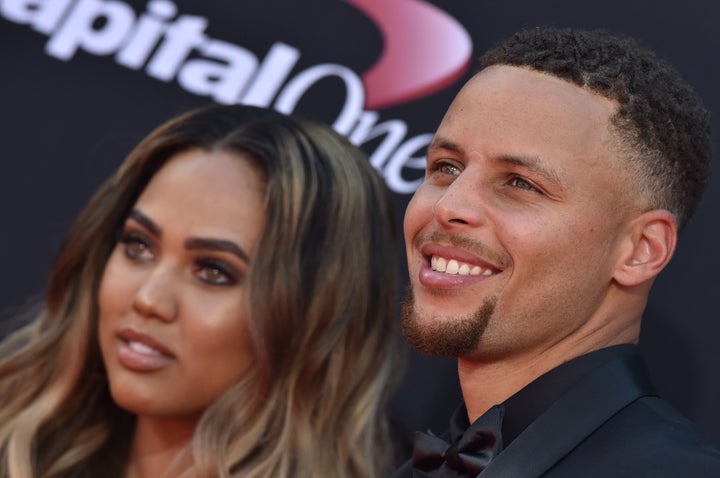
345, 0, 473, 110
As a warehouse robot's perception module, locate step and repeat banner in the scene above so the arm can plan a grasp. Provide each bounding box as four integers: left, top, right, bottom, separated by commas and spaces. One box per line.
2, 0, 719, 451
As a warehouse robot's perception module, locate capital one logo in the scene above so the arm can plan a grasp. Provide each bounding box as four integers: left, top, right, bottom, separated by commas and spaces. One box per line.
1, 0, 473, 194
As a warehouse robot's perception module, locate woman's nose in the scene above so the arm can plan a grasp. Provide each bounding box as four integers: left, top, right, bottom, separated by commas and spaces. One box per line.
132, 266, 179, 322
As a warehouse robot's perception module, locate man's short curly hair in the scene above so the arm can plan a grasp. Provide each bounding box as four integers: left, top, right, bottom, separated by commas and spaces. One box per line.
480, 27, 711, 229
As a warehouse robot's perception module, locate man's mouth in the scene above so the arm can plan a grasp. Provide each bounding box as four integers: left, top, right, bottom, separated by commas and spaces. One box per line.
430, 255, 496, 276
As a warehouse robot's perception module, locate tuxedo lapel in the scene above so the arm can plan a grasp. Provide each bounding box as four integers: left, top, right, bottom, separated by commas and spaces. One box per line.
388, 459, 412, 477
479, 353, 655, 478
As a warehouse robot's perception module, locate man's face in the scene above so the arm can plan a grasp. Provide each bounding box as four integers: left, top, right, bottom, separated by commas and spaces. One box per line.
403, 65, 638, 361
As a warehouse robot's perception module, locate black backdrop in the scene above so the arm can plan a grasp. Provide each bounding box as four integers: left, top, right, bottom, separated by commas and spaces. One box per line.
1, 0, 719, 453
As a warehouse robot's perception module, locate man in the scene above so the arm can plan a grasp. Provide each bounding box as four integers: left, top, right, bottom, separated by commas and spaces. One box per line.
394, 27, 720, 477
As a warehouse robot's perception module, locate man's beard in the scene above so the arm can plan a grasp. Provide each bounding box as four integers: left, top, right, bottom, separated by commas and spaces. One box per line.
401, 284, 496, 357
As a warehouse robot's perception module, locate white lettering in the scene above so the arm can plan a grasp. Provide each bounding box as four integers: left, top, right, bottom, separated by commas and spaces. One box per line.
145, 15, 207, 81
383, 133, 431, 194
241, 43, 300, 107
115, 0, 176, 69
177, 39, 258, 104
45, 0, 135, 60
348, 111, 407, 169
275, 63, 364, 135
1, 0, 74, 34
1, 0, 442, 195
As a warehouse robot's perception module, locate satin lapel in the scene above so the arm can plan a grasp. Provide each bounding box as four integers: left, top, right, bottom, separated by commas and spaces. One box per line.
388, 460, 440, 478
388, 459, 413, 478
478, 353, 656, 478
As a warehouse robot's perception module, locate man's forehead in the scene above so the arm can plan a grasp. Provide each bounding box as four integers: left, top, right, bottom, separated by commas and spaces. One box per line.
430, 65, 632, 193
461, 65, 618, 114
438, 65, 618, 148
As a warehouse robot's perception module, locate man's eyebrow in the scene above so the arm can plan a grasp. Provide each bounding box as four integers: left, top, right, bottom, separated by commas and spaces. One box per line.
428, 137, 566, 188
128, 209, 162, 237
495, 154, 566, 189
185, 238, 250, 264
427, 136, 464, 155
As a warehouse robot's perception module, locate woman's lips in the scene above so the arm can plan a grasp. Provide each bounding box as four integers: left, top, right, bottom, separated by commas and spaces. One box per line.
116, 329, 174, 372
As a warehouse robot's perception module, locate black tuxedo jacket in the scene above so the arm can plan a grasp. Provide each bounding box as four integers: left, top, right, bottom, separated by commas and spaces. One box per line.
392, 351, 720, 477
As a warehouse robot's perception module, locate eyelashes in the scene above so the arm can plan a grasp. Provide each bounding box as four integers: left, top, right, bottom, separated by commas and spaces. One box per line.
507, 176, 541, 194
115, 229, 242, 287
427, 159, 461, 177
194, 259, 239, 286
118, 231, 154, 261
426, 161, 544, 197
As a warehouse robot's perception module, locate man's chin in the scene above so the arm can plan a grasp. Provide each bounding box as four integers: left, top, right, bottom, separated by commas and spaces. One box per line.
400, 285, 496, 357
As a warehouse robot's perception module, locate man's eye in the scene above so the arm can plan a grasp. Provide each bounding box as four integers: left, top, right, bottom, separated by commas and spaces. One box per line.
430, 161, 461, 176
509, 176, 537, 192
119, 233, 153, 260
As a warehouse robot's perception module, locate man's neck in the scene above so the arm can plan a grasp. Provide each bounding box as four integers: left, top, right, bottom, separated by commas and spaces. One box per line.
457, 329, 639, 423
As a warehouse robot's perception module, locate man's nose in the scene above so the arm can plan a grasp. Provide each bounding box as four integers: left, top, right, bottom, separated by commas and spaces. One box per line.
432, 172, 488, 229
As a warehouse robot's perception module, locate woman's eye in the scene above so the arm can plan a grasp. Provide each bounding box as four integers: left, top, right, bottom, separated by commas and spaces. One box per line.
509, 176, 537, 192
196, 261, 238, 286
119, 233, 153, 261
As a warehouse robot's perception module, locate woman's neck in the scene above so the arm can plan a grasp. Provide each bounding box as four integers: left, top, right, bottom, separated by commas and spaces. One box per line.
124, 416, 197, 478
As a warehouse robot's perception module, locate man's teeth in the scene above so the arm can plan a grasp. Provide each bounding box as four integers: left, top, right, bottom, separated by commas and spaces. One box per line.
431, 256, 493, 276
128, 340, 162, 356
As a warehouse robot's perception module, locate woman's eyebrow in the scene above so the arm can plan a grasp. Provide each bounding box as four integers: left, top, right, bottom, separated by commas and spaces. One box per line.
128, 209, 162, 237
185, 238, 249, 263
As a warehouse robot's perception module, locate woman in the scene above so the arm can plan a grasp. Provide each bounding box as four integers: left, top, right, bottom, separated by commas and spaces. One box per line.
0, 105, 402, 477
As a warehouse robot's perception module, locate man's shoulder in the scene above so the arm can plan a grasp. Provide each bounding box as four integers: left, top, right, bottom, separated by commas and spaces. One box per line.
547, 395, 720, 477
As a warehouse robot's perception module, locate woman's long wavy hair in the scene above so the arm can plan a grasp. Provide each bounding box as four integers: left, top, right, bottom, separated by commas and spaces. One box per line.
0, 105, 403, 477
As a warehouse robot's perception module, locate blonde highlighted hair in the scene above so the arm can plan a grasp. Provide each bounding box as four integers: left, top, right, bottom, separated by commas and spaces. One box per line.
0, 105, 403, 477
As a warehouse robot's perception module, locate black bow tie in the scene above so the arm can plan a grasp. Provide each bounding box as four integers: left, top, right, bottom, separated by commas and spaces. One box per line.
411, 405, 504, 478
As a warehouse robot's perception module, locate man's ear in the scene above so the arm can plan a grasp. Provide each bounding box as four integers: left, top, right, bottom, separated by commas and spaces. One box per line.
613, 209, 677, 287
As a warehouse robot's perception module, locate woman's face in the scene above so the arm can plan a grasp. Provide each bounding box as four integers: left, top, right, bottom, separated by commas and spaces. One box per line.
98, 148, 265, 423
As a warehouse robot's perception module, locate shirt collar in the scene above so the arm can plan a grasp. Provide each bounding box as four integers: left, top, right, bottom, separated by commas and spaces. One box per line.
449, 344, 639, 447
